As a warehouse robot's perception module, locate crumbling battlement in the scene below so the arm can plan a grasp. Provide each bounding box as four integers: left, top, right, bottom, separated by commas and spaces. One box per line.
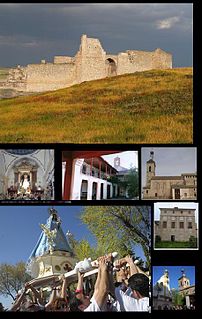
6, 34, 172, 93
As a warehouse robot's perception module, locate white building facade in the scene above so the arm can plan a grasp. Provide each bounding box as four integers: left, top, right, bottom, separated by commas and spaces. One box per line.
62, 157, 118, 200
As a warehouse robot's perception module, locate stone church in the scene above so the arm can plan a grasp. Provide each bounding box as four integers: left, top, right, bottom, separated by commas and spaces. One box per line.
0, 149, 54, 200
6, 34, 172, 93
142, 151, 197, 200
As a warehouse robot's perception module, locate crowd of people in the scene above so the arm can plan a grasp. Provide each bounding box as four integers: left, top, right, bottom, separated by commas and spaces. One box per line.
9, 254, 150, 312
0, 189, 53, 201
157, 304, 195, 311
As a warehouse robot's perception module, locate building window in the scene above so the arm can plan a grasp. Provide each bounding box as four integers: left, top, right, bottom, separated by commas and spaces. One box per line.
149, 166, 151, 172
163, 221, 167, 228
155, 193, 157, 197
184, 193, 187, 197
181, 211, 183, 214
146, 190, 148, 194
179, 222, 184, 229
188, 222, 192, 229
188, 211, 191, 214
171, 222, 175, 229
82, 165, 86, 174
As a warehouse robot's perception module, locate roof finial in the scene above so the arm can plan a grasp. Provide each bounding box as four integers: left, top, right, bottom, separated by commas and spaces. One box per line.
150, 150, 154, 160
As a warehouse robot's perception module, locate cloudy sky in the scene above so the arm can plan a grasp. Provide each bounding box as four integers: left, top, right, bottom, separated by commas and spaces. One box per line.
0, 3, 192, 67
141, 147, 197, 189
154, 202, 199, 224
102, 151, 138, 169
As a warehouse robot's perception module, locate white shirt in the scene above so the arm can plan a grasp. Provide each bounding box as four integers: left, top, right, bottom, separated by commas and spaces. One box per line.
115, 286, 149, 312
84, 296, 101, 312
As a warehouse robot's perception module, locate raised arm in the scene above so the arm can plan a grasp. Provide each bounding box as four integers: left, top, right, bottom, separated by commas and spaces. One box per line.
25, 283, 44, 305
45, 287, 57, 310
60, 275, 69, 301
10, 289, 26, 311
92, 256, 109, 309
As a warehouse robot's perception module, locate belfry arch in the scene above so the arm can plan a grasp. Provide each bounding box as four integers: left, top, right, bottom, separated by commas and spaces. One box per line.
105, 58, 117, 77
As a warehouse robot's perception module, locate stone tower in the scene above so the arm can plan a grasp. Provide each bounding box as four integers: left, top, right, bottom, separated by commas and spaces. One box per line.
75, 34, 107, 83
114, 156, 121, 168
146, 151, 156, 187
26, 208, 76, 279
178, 269, 190, 291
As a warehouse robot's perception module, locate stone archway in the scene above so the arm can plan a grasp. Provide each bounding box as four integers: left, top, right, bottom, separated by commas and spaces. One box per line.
106, 58, 117, 77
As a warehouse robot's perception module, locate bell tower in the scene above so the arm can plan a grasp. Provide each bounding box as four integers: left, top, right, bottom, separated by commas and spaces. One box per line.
178, 269, 190, 290
146, 151, 156, 187
114, 156, 120, 168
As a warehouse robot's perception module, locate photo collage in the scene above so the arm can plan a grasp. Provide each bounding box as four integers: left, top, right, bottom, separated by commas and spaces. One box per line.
0, 2, 200, 316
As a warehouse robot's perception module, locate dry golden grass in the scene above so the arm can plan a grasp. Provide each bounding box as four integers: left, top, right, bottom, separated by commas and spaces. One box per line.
0, 68, 193, 143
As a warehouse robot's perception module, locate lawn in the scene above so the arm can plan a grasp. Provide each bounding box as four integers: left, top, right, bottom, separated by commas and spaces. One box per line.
155, 241, 197, 249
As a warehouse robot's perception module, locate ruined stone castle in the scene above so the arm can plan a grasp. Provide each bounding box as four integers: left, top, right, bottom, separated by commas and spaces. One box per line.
6, 34, 172, 93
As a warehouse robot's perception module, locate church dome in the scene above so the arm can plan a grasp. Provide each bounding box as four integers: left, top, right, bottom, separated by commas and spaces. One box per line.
5, 149, 36, 155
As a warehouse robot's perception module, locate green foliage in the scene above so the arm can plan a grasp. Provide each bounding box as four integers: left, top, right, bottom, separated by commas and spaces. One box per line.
189, 236, 197, 248
155, 235, 161, 243
124, 168, 139, 198
172, 290, 185, 306
0, 262, 31, 300
81, 206, 151, 266
109, 168, 139, 199
155, 241, 195, 248
74, 240, 93, 261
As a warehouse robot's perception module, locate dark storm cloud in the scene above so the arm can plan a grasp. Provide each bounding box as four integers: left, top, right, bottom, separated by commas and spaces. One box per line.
0, 3, 192, 67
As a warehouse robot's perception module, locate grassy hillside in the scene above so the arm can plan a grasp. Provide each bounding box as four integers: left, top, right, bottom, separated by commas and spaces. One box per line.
0, 67, 9, 81
0, 68, 193, 143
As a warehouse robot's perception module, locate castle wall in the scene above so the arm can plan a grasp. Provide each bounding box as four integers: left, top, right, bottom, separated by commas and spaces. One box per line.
54, 56, 74, 64
6, 35, 173, 93
25, 63, 76, 92
117, 49, 172, 75
182, 174, 197, 186
75, 35, 107, 83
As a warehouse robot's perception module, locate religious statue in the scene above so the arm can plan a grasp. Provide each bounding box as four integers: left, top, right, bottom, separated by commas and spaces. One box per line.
19, 173, 31, 194
40, 223, 57, 254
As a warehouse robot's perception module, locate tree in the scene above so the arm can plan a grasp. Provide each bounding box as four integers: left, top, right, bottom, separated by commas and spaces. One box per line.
189, 236, 197, 248
124, 168, 139, 198
0, 262, 31, 300
172, 289, 185, 306
109, 168, 139, 199
155, 235, 161, 243
80, 206, 151, 266
74, 240, 93, 261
